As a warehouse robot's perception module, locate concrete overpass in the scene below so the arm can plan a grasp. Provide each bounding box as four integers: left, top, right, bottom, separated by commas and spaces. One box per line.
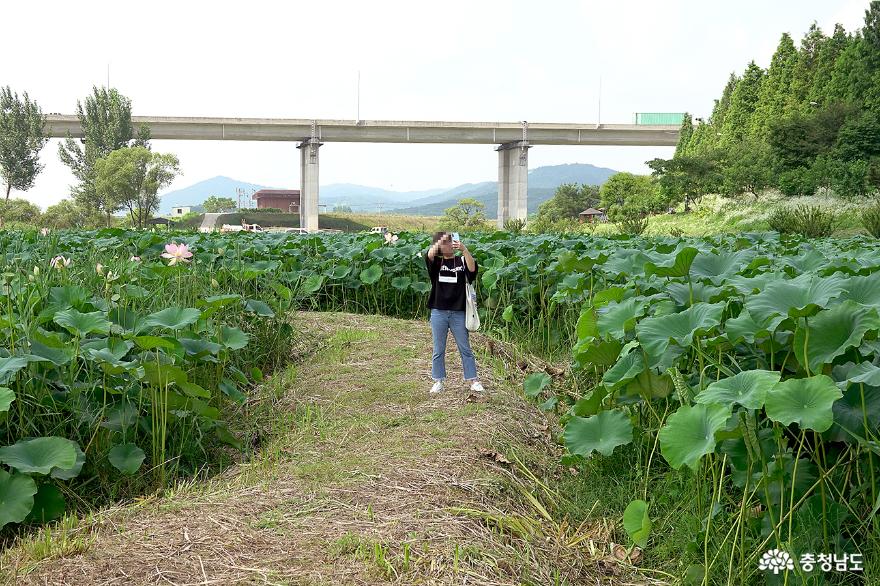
44, 115, 680, 230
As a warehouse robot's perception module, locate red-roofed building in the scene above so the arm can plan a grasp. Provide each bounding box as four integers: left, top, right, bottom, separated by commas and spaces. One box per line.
252, 189, 301, 211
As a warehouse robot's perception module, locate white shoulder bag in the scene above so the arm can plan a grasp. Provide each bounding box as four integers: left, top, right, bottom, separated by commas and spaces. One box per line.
463, 258, 481, 331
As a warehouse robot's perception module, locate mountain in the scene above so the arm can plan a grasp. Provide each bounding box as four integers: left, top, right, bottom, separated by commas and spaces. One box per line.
159, 176, 270, 213
159, 163, 619, 217
390, 163, 618, 218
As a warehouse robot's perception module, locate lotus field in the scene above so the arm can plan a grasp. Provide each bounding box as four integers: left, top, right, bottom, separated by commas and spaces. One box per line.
1, 227, 878, 577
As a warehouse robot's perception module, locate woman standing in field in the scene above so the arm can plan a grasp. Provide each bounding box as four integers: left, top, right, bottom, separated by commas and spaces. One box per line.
424, 232, 484, 394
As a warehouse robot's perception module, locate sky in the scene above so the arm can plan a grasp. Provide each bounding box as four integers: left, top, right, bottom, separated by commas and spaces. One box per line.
2, 0, 871, 209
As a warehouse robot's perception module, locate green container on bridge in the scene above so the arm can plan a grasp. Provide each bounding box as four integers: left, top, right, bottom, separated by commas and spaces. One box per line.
633, 112, 686, 125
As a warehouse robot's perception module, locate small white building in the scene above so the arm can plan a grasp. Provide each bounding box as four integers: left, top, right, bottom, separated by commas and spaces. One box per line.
170, 206, 191, 217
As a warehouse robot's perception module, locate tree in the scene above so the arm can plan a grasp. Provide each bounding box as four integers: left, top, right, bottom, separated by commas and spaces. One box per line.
720, 138, 773, 198
0, 87, 47, 203
202, 196, 237, 213
675, 114, 694, 157
0, 198, 41, 225
598, 173, 665, 221
41, 198, 105, 229
750, 34, 799, 138
788, 23, 827, 111
58, 87, 150, 219
767, 102, 854, 171
534, 183, 600, 225
93, 147, 180, 229
439, 198, 489, 231
332, 204, 353, 213
648, 153, 722, 211
720, 62, 765, 144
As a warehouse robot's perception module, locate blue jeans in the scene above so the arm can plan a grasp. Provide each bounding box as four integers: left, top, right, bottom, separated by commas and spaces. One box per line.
430, 309, 477, 381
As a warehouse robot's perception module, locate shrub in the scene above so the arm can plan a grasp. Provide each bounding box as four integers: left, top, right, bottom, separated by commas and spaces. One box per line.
767, 207, 798, 234
862, 202, 880, 237
792, 204, 836, 238
503, 218, 527, 234
616, 215, 648, 236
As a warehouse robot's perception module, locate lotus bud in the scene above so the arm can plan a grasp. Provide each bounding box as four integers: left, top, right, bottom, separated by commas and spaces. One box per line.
96, 263, 104, 276
211, 278, 219, 288
33, 266, 40, 276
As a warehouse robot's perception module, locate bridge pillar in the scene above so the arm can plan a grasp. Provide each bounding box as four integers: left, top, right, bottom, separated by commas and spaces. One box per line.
297, 138, 321, 233
496, 140, 530, 229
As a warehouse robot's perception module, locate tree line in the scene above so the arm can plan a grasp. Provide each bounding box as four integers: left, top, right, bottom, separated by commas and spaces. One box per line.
0, 86, 179, 228
654, 1, 880, 203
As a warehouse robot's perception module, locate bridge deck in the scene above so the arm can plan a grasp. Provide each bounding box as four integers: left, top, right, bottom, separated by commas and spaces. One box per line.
43, 115, 679, 146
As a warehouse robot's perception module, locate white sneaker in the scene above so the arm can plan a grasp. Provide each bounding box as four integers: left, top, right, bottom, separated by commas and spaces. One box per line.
470, 381, 485, 393
430, 380, 444, 394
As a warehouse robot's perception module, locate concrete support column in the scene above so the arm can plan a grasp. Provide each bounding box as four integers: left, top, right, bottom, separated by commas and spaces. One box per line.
496, 140, 530, 229
297, 138, 321, 233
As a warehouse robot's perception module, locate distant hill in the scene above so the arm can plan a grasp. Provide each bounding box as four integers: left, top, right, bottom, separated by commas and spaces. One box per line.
390, 163, 618, 218
159, 176, 270, 214
159, 163, 618, 217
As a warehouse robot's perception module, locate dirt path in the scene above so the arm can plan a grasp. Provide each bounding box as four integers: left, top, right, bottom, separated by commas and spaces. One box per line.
3, 313, 650, 586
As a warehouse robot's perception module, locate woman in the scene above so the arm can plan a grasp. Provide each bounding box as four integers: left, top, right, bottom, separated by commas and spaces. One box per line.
424, 231, 484, 394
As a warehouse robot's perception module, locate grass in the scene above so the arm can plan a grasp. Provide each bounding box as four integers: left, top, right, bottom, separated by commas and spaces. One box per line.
1, 312, 655, 585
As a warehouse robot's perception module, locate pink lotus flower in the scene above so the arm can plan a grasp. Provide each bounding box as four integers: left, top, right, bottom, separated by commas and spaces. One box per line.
384, 232, 399, 244
161, 242, 193, 266
50, 256, 71, 269
129, 256, 141, 262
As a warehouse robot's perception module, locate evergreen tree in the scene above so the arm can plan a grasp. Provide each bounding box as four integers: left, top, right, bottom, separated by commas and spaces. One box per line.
789, 23, 827, 111
675, 114, 694, 157
720, 62, 765, 144
808, 24, 851, 106
750, 33, 798, 138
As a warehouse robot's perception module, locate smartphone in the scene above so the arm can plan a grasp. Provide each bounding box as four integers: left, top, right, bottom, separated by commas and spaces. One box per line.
452, 232, 460, 242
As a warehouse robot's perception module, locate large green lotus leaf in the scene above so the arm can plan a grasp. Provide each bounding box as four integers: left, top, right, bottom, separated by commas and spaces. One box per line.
764, 375, 842, 432
410, 281, 432, 294
326, 265, 351, 280
563, 409, 633, 457
219, 326, 249, 350
725, 272, 785, 296
645, 247, 699, 278
825, 383, 880, 443
99, 401, 140, 433
198, 294, 241, 308
53, 309, 111, 337
591, 287, 626, 307
624, 369, 673, 399
301, 274, 324, 294
0, 357, 29, 385
108, 444, 146, 475
623, 499, 651, 548
793, 301, 880, 374
666, 282, 722, 306
179, 338, 223, 358
50, 440, 86, 481
144, 307, 201, 330
573, 338, 622, 369
576, 307, 598, 341
745, 274, 845, 330
659, 403, 730, 470
391, 276, 412, 290
696, 370, 781, 410
636, 302, 724, 366
833, 361, 880, 387
604, 250, 654, 277
28, 340, 74, 366
597, 298, 647, 340
690, 250, 752, 284
0, 469, 37, 528
243, 299, 275, 317
359, 264, 383, 285
25, 483, 66, 524
602, 350, 644, 390
724, 309, 771, 345
142, 362, 188, 388
841, 272, 880, 309
0, 437, 77, 475
0, 387, 14, 412
523, 372, 552, 399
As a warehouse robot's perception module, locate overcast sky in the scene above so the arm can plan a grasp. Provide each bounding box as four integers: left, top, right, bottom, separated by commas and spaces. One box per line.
3, 0, 870, 208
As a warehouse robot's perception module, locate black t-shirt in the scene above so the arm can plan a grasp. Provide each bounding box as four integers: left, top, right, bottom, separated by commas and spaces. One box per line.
425, 250, 478, 311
